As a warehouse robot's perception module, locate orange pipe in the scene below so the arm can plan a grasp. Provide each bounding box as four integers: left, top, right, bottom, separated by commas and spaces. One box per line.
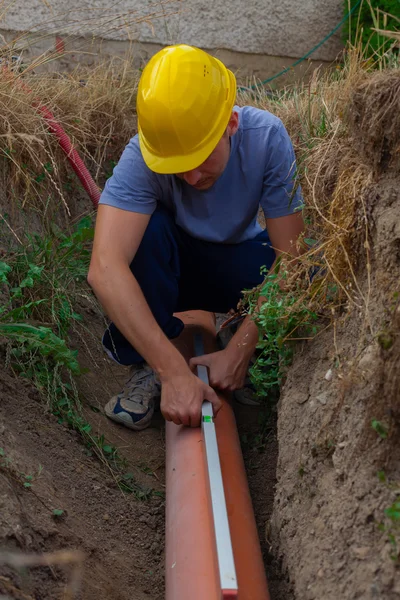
165, 311, 270, 600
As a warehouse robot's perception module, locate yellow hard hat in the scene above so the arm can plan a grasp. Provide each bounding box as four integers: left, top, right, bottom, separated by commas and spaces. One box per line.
136, 44, 237, 174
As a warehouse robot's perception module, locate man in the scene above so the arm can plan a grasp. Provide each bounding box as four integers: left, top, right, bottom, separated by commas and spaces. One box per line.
88, 44, 304, 431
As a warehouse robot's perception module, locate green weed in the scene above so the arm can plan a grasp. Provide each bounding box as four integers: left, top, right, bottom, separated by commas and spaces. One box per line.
377, 331, 394, 350
0, 220, 153, 500
371, 419, 389, 439
243, 267, 318, 398
0, 447, 43, 489
298, 465, 306, 477
0, 216, 92, 334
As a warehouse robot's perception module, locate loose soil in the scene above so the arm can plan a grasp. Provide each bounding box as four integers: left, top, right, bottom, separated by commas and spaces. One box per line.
0, 306, 287, 599
0, 356, 166, 599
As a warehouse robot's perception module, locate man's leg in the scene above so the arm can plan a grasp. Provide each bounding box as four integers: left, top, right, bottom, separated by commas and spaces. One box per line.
103, 213, 274, 364
176, 228, 276, 314
102, 207, 185, 366
103, 207, 186, 430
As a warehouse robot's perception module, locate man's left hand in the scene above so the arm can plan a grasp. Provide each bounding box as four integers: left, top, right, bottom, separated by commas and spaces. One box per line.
189, 347, 249, 392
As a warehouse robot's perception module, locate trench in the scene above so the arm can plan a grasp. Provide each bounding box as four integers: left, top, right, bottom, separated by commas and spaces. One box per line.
0, 311, 291, 600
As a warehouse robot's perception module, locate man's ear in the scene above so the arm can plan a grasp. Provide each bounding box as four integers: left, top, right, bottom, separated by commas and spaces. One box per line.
227, 111, 239, 136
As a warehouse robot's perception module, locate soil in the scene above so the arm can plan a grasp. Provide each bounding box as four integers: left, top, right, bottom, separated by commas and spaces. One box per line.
0, 304, 287, 600
271, 175, 400, 599
0, 362, 165, 600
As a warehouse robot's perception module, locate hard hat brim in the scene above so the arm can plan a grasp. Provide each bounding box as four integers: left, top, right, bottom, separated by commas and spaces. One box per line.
138, 69, 237, 175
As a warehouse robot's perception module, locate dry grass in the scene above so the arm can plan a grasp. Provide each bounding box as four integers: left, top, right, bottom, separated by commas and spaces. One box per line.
239, 47, 399, 329
0, 1, 186, 227
0, 38, 398, 324
0, 55, 138, 222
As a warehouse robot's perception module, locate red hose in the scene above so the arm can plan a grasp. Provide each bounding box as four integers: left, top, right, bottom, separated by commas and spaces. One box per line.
4, 67, 101, 208
36, 103, 101, 208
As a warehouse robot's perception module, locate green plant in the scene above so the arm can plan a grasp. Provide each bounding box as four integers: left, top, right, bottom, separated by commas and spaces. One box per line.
0, 219, 89, 427
0, 447, 43, 489
0, 220, 154, 500
343, 0, 399, 58
243, 267, 318, 398
377, 330, 394, 350
2, 217, 92, 332
371, 419, 389, 439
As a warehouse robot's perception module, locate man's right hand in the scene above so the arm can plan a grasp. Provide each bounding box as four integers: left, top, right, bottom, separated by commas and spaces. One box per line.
160, 371, 222, 428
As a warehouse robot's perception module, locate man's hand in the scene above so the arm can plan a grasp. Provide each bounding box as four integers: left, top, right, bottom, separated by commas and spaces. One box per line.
160, 371, 222, 427
190, 347, 250, 392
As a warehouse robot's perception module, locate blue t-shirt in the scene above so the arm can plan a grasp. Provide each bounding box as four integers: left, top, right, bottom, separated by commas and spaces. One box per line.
100, 106, 303, 244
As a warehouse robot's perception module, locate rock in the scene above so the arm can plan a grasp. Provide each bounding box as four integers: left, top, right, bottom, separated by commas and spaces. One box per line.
353, 546, 371, 559
308, 399, 317, 412
324, 369, 333, 381
316, 392, 329, 405
139, 513, 157, 530
358, 344, 380, 371
296, 392, 309, 405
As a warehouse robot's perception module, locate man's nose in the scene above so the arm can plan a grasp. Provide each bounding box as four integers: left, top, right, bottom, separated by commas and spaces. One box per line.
183, 169, 202, 186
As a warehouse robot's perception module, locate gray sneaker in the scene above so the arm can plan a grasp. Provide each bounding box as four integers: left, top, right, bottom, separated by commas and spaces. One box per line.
104, 364, 161, 431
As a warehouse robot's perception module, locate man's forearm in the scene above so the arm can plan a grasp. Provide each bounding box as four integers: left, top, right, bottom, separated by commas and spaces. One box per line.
89, 263, 188, 380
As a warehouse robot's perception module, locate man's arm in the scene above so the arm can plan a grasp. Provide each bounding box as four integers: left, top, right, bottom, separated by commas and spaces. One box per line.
190, 211, 304, 390
88, 205, 221, 426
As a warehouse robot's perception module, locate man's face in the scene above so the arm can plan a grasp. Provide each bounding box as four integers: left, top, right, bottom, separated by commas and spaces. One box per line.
175, 111, 239, 191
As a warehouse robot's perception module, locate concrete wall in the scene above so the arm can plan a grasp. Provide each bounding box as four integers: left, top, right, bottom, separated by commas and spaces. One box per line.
0, 0, 345, 82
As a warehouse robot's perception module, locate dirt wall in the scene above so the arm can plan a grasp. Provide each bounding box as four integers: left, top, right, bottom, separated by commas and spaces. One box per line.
271, 75, 400, 600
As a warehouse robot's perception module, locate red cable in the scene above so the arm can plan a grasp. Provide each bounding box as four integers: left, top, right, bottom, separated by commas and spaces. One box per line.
4, 67, 101, 208
35, 103, 101, 208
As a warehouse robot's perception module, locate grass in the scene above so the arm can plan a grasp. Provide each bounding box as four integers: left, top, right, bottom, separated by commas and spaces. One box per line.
0, 217, 157, 500
0, 51, 139, 226
237, 40, 399, 400
0, 446, 43, 490
344, 0, 400, 60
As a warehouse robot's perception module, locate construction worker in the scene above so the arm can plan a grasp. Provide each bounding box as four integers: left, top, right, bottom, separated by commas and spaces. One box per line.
88, 44, 304, 431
